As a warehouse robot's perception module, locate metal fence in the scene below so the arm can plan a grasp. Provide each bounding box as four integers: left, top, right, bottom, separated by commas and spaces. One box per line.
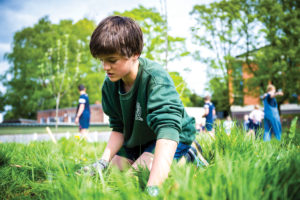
0, 123, 109, 127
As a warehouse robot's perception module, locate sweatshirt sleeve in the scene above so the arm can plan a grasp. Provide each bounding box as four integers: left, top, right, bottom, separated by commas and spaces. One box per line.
146, 83, 183, 143
102, 81, 123, 133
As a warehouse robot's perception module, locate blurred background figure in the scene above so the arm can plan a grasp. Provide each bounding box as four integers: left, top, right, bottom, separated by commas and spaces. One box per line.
200, 119, 206, 134
223, 115, 234, 135
262, 84, 283, 141
243, 114, 250, 133
75, 84, 91, 140
203, 95, 216, 138
248, 105, 264, 138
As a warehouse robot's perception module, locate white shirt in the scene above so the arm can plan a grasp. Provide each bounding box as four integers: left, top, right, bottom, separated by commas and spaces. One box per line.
249, 109, 264, 124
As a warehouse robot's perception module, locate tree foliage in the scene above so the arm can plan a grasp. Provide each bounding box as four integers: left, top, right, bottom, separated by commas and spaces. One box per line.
248, 0, 300, 105
189, 93, 204, 107
169, 72, 192, 106
2, 17, 103, 120
190, 0, 245, 111
0, 92, 5, 112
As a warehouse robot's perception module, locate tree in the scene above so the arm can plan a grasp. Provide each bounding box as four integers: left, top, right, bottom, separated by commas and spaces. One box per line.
189, 93, 204, 107
0, 92, 5, 112
2, 17, 103, 120
169, 72, 192, 106
40, 32, 81, 128
248, 0, 300, 106
190, 0, 268, 111
208, 77, 230, 112
190, 1, 242, 111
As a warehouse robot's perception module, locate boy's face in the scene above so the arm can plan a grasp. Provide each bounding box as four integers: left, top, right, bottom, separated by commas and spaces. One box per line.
79, 88, 86, 93
99, 54, 139, 82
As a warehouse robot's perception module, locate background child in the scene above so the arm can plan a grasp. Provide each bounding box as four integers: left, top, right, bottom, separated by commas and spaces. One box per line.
248, 104, 264, 137
243, 114, 250, 132
223, 115, 234, 135
75, 84, 90, 139
203, 95, 216, 137
262, 84, 283, 141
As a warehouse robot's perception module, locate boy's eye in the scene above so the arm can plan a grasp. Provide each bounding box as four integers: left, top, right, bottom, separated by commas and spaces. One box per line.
99, 58, 118, 63
107, 59, 117, 63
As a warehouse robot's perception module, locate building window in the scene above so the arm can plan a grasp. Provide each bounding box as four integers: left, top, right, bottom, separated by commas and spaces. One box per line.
40, 118, 46, 124
71, 115, 76, 123
48, 117, 56, 123
58, 116, 64, 123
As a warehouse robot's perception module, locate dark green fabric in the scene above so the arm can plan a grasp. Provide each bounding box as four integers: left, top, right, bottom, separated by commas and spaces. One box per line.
102, 57, 196, 148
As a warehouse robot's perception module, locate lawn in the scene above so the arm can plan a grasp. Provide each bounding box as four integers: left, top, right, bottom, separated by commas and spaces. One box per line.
0, 118, 299, 199
0, 125, 111, 135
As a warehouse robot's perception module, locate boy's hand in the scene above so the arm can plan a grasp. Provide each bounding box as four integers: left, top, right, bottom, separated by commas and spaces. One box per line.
276, 91, 284, 96
75, 116, 79, 124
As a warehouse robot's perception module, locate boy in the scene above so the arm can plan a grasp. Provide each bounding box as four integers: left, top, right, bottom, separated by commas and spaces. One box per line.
248, 104, 264, 137
75, 84, 90, 139
223, 115, 234, 135
85, 16, 199, 195
243, 114, 250, 132
262, 84, 283, 141
203, 95, 216, 137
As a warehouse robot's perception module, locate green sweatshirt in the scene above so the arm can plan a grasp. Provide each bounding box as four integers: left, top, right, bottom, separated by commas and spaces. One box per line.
102, 57, 196, 148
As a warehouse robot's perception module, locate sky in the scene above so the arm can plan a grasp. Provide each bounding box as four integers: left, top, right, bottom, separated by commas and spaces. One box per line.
0, 0, 214, 95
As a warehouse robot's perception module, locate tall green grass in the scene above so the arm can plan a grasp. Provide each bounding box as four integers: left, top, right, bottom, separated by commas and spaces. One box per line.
0, 118, 299, 199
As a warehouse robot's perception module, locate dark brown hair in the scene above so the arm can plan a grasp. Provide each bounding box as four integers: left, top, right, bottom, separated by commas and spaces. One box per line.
90, 16, 143, 58
78, 84, 85, 91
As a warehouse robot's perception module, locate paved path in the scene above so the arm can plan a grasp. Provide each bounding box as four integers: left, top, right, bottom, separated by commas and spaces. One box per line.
0, 131, 111, 143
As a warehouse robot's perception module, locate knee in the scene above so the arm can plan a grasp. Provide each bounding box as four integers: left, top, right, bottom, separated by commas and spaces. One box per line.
132, 152, 154, 170
111, 155, 133, 171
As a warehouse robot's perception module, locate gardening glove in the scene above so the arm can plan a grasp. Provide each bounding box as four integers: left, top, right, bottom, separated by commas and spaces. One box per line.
80, 159, 109, 176
146, 185, 159, 197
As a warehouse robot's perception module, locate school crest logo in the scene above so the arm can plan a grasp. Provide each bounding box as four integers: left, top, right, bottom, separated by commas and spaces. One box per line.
135, 102, 143, 121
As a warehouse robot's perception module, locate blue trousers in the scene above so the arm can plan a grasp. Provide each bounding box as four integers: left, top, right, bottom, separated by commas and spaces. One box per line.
117, 140, 191, 161
205, 121, 213, 131
263, 117, 282, 141
79, 115, 90, 129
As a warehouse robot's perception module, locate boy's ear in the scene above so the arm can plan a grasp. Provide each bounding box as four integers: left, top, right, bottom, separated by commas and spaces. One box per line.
133, 54, 140, 60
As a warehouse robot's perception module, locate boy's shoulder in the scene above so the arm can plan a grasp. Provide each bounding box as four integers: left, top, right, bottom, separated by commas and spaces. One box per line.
139, 57, 173, 86
205, 102, 213, 106
80, 94, 88, 98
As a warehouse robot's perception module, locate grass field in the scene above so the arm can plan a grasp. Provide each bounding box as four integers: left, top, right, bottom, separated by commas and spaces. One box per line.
0, 118, 299, 199
0, 125, 111, 135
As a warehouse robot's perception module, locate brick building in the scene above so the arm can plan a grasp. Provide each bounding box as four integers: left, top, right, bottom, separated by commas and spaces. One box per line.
228, 57, 261, 106
37, 104, 108, 124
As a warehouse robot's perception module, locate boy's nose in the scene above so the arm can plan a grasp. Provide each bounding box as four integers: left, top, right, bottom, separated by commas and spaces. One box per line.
103, 62, 111, 71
